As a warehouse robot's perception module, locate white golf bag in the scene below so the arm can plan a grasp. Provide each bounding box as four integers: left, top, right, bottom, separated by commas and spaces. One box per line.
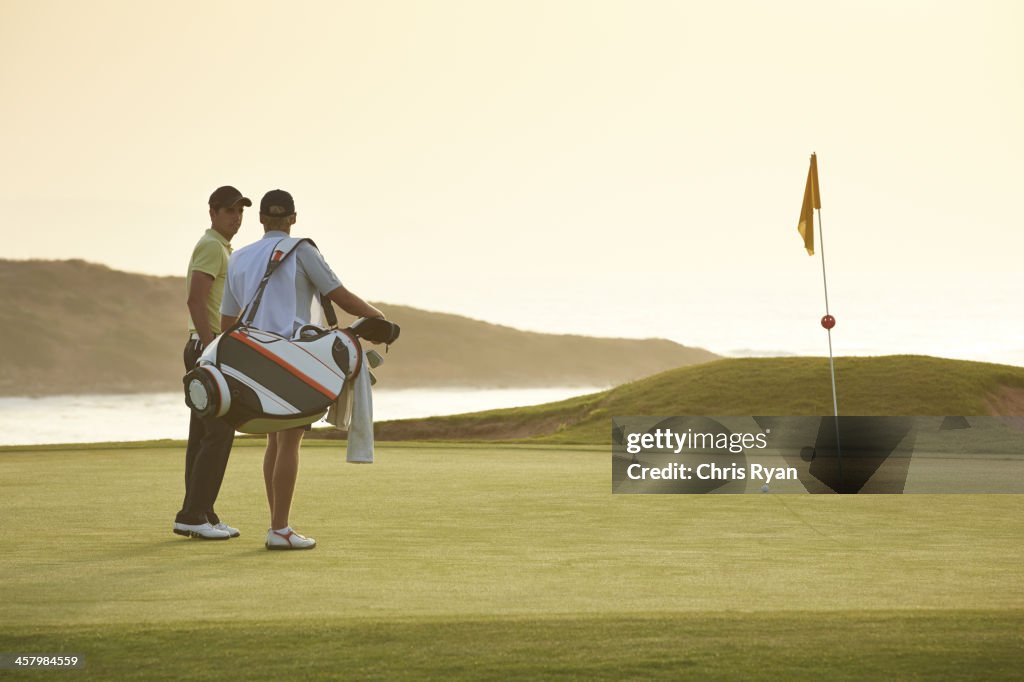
182, 238, 400, 434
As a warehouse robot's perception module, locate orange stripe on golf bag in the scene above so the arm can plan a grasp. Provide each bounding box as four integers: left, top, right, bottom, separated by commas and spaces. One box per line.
229, 332, 337, 400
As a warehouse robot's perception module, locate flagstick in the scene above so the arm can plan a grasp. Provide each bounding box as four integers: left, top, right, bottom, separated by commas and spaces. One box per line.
816, 207, 843, 486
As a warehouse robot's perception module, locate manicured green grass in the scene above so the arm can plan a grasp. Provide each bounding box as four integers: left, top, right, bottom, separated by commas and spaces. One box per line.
4, 612, 1021, 680
361, 355, 1024, 443
1, 442, 1022, 679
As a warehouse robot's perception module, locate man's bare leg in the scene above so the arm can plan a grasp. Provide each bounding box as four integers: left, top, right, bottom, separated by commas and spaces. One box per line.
263, 433, 278, 524
270, 427, 303, 530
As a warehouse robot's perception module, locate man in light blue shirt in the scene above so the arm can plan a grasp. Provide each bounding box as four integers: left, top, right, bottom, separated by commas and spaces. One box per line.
221, 189, 383, 550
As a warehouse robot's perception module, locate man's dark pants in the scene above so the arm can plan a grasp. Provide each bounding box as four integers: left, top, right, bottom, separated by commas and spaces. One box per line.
176, 338, 234, 526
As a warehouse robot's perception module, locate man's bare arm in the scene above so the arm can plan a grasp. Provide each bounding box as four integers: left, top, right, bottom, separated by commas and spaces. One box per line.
220, 314, 238, 334
325, 285, 384, 320
186, 272, 216, 346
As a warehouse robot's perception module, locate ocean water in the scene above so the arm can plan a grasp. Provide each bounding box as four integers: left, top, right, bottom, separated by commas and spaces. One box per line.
0, 387, 605, 447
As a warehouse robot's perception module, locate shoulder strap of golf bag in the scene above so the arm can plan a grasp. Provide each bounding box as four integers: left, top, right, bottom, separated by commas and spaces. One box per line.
238, 237, 338, 329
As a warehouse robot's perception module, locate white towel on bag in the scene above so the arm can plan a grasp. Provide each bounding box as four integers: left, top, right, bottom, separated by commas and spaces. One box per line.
326, 349, 375, 463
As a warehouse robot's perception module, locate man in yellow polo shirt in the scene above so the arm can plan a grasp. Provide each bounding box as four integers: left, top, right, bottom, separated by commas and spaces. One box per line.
173, 185, 251, 540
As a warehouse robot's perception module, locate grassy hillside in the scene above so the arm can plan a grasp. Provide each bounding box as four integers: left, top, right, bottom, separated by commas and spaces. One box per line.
0, 259, 716, 395
342, 355, 1024, 443
355, 302, 718, 388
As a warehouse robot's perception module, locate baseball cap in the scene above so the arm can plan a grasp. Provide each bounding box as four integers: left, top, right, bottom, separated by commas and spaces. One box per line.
208, 186, 252, 209
260, 189, 296, 217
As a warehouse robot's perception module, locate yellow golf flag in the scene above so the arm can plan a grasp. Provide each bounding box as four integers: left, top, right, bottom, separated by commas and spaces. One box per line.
797, 153, 821, 255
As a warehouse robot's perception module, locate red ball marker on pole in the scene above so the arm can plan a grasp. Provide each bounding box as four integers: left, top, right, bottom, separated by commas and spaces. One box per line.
821, 314, 836, 330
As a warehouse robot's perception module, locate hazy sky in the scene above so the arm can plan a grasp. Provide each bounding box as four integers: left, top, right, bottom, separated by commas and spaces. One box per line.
2, 1, 1021, 360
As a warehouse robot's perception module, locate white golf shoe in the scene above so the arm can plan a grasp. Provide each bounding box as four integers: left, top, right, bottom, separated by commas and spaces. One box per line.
213, 522, 241, 538
265, 527, 317, 551
173, 522, 231, 540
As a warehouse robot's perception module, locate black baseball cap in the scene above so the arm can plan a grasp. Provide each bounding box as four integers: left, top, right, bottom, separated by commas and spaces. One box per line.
260, 189, 296, 217
208, 186, 252, 209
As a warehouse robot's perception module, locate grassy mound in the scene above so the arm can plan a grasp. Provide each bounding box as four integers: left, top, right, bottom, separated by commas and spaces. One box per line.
357, 355, 1024, 443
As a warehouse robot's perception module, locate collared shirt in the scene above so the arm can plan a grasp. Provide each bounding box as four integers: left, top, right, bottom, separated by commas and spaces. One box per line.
186, 228, 232, 335
221, 231, 343, 335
